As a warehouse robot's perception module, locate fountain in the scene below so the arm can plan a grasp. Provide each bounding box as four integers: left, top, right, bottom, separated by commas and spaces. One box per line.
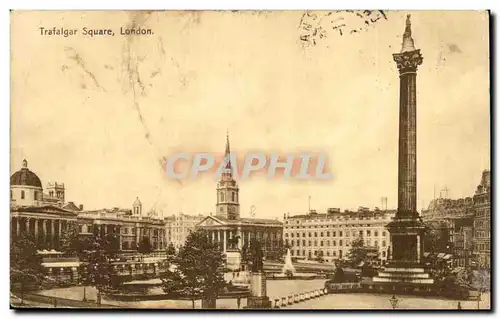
281, 249, 296, 276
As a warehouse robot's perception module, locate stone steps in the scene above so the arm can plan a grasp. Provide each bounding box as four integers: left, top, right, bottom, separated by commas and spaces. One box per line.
377, 272, 430, 279
372, 277, 435, 284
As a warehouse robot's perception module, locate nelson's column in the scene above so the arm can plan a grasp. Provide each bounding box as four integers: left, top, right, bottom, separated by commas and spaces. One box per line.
373, 15, 434, 290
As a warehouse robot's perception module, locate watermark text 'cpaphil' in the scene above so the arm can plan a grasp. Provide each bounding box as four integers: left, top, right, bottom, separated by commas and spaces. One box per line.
163, 152, 333, 181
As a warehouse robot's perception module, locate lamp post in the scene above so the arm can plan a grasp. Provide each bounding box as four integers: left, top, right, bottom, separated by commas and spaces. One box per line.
389, 295, 399, 310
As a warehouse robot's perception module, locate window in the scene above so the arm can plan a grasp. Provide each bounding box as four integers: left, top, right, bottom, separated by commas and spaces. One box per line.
303, 240, 306, 246
375, 240, 378, 247
382, 251, 386, 257
339, 231, 343, 237
383, 231, 387, 237
308, 233, 311, 237
285, 233, 289, 237
21, 190, 25, 199
333, 251, 337, 257
333, 240, 336, 246
367, 230, 371, 236
359, 230, 363, 236
314, 232, 317, 237
375, 231, 378, 236
221, 192, 225, 202
327, 231, 330, 237
333, 231, 336, 237
302, 233, 306, 237
232, 192, 235, 202
291, 233, 294, 238
314, 240, 317, 246
320, 232, 323, 237
382, 240, 386, 247
339, 240, 343, 246
320, 241, 324, 247
308, 240, 311, 246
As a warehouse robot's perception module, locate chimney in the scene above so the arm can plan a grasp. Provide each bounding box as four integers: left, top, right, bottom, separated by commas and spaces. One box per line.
79, 204, 84, 211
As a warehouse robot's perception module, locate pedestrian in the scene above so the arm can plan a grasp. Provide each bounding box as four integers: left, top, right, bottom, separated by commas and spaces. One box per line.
457, 301, 462, 310
237, 297, 241, 309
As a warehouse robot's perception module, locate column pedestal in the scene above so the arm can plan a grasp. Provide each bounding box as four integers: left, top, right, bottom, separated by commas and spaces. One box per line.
246, 272, 271, 309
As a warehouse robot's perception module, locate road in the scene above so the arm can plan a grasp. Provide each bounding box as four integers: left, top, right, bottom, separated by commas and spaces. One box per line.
34, 281, 491, 310
285, 292, 491, 310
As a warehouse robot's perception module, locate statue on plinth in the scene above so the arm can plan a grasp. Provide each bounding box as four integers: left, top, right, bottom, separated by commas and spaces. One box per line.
245, 239, 271, 309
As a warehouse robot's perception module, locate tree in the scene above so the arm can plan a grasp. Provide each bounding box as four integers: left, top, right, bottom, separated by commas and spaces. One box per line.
346, 237, 368, 267
423, 221, 452, 254
456, 269, 490, 309
10, 233, 45, 303
315, 250, 325, 263
346, 237, 379, 269
60, 224, 84, 256
332, 266, 345, 283
166, 243, 176, 255
102, 233, 120, 257
78, 235, 114, 304
161, 229, 225, 309
138, 237, 153, 255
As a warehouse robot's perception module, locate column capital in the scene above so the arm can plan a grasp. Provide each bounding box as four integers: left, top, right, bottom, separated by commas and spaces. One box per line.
393, 49, 423, 73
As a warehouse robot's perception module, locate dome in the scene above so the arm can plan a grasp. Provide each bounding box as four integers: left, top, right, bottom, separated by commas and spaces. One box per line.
10, 159, 42, 188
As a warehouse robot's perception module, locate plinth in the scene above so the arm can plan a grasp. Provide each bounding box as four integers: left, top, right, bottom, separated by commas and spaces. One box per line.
225, 248, 242, 271
245, 271, 271, 309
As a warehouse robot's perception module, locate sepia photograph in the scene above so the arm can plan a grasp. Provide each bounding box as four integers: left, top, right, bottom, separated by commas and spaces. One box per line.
9, 10, 491, 310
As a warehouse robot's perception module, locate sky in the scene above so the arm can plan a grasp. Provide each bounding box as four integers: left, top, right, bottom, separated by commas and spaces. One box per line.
10, 10, 490, 219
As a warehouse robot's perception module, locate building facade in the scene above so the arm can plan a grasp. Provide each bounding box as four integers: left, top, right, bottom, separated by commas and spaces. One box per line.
284, 208, 395, 264
164, 213, 205, 250
473, 170, 491, 269
78, 204, 166, 252
421, 197, 475, 267
10, 159, 167, 252
421, 170, 491, 269
196, 134, 283, 259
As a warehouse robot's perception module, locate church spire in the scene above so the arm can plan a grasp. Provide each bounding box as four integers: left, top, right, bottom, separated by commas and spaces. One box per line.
401, 14, 416, 53
224, 130, 232, 171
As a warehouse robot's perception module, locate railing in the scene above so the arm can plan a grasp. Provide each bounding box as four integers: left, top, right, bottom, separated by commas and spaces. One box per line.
272, 288, 329, 309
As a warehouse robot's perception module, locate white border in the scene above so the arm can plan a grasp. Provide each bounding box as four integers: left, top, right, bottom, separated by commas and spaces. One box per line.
1, 1, 498, 319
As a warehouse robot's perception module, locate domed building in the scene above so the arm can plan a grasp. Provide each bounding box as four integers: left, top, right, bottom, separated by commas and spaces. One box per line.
10, 159, 44, 206
10, 159, 79, 249
10, 159, 67, 207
